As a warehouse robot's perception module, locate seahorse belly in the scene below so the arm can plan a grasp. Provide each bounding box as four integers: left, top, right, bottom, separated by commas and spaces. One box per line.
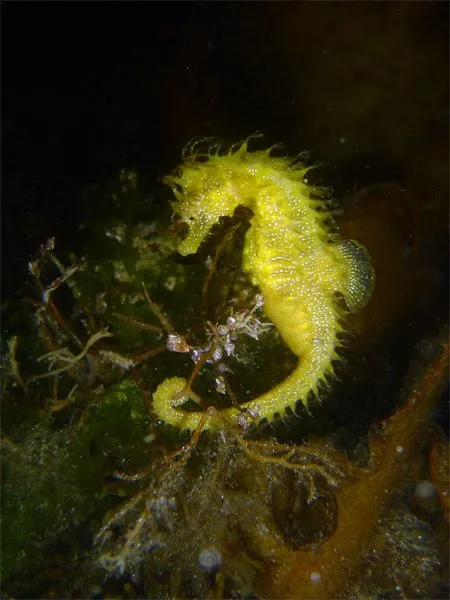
236, 186, 344, 418
154, 136, 374, 431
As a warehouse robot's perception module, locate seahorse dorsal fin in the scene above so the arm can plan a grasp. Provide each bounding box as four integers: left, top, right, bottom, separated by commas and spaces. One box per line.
335, 240, 375, 312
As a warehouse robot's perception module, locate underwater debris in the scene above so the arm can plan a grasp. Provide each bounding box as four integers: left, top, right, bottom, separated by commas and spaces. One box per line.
26, 328, 113, 386
90, 330, 448, 598
93, 422, 346, 595
1, 335, 24, 388
198, 547, 223, 574
428, 428, 450, 525
261, 331, 449, 599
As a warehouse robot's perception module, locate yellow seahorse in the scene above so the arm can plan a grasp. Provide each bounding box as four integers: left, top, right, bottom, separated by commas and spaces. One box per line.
152, 135, 374, 431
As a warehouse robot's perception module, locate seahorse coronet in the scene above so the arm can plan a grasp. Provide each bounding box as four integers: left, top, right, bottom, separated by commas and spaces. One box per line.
155, 136, 374, 432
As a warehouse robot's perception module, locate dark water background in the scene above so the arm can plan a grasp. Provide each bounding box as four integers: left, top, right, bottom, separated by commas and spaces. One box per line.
3, 2, 448, 300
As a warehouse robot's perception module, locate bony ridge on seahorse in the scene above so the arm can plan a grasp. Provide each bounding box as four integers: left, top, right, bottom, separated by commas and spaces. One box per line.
152, 134, 374, 432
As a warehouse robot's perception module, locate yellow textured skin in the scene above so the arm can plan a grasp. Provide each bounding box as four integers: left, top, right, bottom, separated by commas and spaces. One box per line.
155, 135, 374, 431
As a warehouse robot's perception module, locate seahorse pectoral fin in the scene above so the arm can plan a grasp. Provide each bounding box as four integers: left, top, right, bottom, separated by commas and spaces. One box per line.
335, 239, 375, 312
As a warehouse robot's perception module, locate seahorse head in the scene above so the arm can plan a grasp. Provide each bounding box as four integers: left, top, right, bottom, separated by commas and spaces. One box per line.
164, 139, 253, 256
